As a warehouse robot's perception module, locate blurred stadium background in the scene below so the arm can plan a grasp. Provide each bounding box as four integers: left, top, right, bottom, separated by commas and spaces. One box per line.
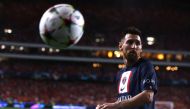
0, 0, 190, 109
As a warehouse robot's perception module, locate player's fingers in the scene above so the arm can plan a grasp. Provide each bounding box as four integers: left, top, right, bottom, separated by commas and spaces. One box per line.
97, 104, 104, 109
99, 104, 108, 109
96, 104, 101, 109
96, 105, 99, 109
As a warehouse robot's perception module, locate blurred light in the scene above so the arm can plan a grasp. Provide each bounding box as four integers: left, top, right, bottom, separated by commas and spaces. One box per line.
155, 66, 159, 71
141, 52, 151, 58
92, 63, 101, 68
146, 37, 155, 45
107, 51, 113, 58
53, 105, 86, 109
147, 41, 154, 45
166, 66, 171, 71
120, 51, 123, 57
171, 66, 178, 71
174, 66, 178, 71
166, 66, 178, 71
166, 54, 172, 61
176, 54, 183, 61
114, 51, 121, 58
10, 45, 15, 50
147, 37, 155, 42
41, 47, 46, 52
14, 103, 24, 108
171, 68, 174, 71
95, 38, 100, 43
19, 46, 24, 51
95, 51, 100, 57
118, 64, 125, 69
95, 37, 104, 43
157, 53, 164, 60
55, 49, 60, 53
1, 45, 6, 49
4, 28, 12, 34
49, 48, 53, 53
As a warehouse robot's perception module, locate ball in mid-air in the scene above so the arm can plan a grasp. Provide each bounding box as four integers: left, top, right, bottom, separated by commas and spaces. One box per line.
39, 4, 84, 48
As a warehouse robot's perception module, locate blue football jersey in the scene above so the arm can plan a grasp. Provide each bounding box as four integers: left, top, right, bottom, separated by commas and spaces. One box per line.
117, 58, 158, 109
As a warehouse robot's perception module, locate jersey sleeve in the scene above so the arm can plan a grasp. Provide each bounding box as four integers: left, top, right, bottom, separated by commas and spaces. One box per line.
140, 61, 158, 94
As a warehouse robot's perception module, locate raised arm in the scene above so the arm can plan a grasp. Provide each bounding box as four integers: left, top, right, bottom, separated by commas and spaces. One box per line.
96, 90, 154, 109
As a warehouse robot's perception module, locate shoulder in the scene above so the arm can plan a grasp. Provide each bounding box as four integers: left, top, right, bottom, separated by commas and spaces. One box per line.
138, 58, 154, 68
116, 68, 127, 78
117, 68, 125, 75
137, 58, 155, 75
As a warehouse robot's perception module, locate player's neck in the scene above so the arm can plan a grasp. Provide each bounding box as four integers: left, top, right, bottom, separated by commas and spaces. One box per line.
125, 57, 141, 67
126, 61, 136, 67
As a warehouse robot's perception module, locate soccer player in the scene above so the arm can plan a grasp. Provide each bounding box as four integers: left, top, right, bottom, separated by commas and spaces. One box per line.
96, 27, 158, 109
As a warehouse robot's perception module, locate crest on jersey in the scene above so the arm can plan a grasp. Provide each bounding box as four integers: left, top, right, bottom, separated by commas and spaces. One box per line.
122, 77, 126, 84
118, 71, 132, 94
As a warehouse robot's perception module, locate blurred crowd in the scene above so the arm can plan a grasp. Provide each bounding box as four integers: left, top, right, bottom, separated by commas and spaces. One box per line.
0, 59, 190, 109
0, 59, 190, 85
0, 78, 116, 106
157, 87, 190, 109
0, 78, 190, 109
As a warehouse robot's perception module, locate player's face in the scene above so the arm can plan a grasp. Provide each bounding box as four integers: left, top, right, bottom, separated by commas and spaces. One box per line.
119, 34, 142, 62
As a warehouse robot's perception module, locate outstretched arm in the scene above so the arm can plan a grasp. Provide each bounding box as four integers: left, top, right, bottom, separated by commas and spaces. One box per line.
96, 90, 154, 109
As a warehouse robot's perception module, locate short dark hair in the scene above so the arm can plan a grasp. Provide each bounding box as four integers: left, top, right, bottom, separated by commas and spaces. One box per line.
125, 26, 141, 36
119, 27, 142, 47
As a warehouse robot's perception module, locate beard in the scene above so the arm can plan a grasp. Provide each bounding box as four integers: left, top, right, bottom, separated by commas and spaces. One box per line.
125, 50, 138, 64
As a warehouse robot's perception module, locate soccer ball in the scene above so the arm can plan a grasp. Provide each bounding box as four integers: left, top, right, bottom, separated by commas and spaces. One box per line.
39, 4, 84, 48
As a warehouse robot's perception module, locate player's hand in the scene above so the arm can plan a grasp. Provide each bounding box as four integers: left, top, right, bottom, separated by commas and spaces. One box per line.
96, 103, 119, 109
